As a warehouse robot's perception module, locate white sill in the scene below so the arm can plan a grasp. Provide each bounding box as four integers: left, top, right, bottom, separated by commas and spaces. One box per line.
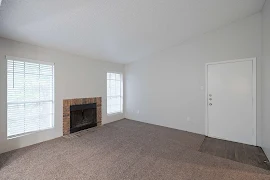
7, 127, 54, 140
107, 112, 123, 116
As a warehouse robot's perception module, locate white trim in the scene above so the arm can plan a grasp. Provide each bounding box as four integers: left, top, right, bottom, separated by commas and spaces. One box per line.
205, 58, 257, 145
6, 56, 55, 66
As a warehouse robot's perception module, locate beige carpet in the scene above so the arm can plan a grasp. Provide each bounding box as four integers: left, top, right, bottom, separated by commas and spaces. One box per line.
0, 119, 270, 180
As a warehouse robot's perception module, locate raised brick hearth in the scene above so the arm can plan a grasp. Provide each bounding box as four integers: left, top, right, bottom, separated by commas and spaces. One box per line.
63, 97, 102, 135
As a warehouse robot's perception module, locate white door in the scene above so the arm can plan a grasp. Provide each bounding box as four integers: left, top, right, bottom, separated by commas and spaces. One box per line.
207, 59, 256, 145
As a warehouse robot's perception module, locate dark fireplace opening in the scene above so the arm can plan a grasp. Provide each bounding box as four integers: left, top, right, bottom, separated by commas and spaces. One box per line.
70, 103, 97, 133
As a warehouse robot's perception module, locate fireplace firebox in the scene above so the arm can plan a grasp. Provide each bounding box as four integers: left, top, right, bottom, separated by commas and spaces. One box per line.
70, 103, 97, 133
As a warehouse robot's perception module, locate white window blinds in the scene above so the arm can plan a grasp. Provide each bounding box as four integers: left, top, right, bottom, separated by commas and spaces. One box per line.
7, 57, 54, 138
107, 72, 123, 114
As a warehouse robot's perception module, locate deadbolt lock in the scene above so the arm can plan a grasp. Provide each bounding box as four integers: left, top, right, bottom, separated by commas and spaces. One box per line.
209, 103, 212, 106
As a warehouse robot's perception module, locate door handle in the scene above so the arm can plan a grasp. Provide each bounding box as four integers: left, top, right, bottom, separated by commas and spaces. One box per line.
209, 103, 212, 106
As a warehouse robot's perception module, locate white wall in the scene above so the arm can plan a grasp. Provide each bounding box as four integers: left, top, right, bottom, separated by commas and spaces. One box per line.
125, 13, 262, 143
262, 0, 270, 159
0, 37, 124, 154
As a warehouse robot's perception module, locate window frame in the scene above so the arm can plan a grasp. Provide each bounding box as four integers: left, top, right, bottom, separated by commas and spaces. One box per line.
6, 56, 55, 139
107, 72, 123, 115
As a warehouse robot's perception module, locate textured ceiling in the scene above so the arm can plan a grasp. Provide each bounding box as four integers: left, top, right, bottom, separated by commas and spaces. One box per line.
0, 0, 266, 64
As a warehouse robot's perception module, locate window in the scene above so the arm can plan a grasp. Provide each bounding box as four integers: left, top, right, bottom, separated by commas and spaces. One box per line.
107, 72, 123, 115
7, 57, 54, 138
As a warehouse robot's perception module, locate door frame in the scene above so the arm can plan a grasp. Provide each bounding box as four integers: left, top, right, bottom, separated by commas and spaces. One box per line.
205, 58, 257, 145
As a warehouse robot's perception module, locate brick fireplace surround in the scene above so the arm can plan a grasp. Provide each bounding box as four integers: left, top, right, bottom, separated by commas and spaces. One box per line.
63, 97, 102, 135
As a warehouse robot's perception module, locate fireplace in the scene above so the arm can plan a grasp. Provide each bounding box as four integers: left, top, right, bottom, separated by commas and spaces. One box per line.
63, 97, 102, 135
70, 103, 97, 133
